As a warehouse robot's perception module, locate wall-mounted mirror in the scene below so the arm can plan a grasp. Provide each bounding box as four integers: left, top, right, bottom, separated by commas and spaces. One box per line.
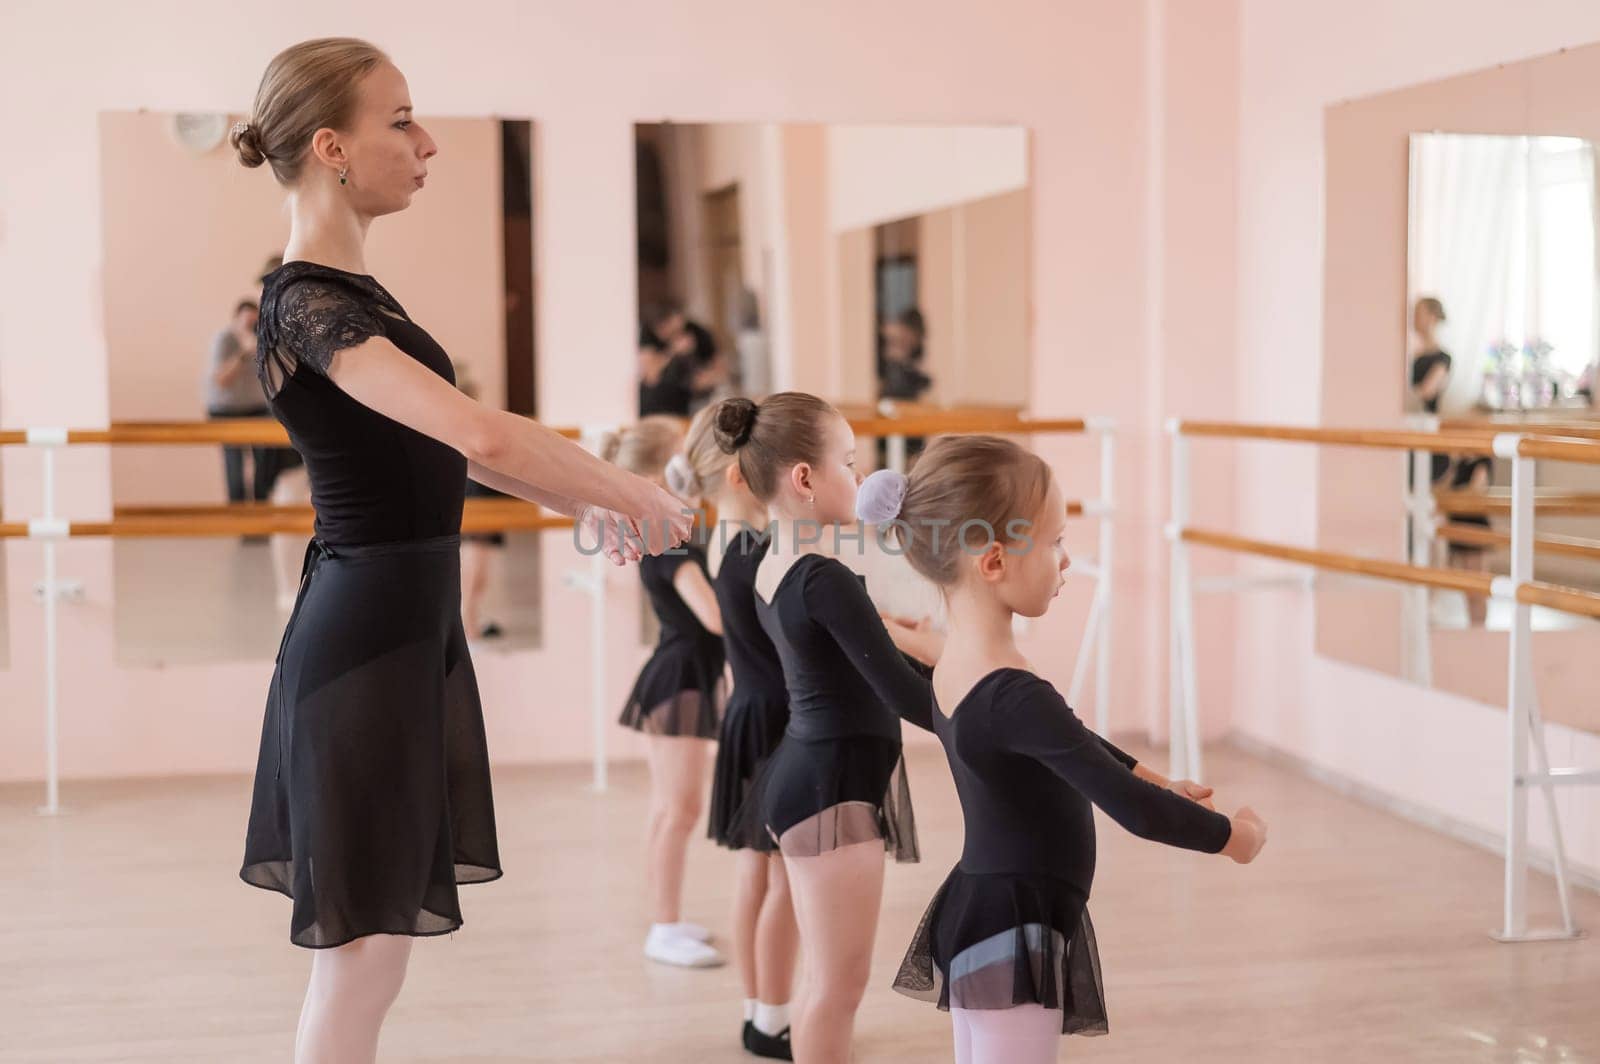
1406, 133, 1597, 418
631, 121, 1031, 428
1316, 118, 1600, 731
99, 111, 540, 664
628, 121, 1030, 628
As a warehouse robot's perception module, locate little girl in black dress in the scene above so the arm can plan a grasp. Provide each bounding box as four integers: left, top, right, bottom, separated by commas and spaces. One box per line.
676, 405, 799, 1058
607, 416, 729, 969
855, 435, 1268, 1064
711, 393, 936, 1063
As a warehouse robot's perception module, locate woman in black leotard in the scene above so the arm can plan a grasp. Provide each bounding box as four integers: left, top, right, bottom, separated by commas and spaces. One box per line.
855, 435, 1267, 1064
231, 39, 690, 1063
710, 393, 936, 1064
605, 417, 729, 970
677, 405, 799, 1059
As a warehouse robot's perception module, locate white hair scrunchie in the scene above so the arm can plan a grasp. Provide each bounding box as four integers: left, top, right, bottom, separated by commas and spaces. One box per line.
856, 468, 908, 524
665, 452, 697, 498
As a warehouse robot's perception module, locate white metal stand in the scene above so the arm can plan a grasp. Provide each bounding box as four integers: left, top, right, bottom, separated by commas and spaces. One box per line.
1491, 434, 1584, 942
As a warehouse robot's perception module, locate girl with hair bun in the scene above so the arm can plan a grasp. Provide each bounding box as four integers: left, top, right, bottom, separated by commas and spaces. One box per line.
858, 436, 1268, 1064
712, 392, 936, 1063
233, 38, 690, 1062
680, 403, 799, 1057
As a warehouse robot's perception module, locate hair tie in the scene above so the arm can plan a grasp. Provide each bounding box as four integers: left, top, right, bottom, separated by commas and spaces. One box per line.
856, 468, 908, 524
733, 404, 758, 449
232, 121, 251, 138
665, 452, 697, 498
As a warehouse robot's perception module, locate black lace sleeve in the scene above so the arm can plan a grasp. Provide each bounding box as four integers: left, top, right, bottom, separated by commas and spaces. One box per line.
259, 273, 392, 397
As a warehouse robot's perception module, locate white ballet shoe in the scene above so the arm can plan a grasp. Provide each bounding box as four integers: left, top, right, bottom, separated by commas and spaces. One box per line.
665, 920, 712, 942
644, 925, 725, 968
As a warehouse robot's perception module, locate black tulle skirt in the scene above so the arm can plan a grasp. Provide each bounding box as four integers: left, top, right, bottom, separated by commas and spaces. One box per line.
707, 693, 789, 850
731, 732, 919, 862
618, 640, 725, 739
893, 868, 1108, 1035
240, 536, 502, 949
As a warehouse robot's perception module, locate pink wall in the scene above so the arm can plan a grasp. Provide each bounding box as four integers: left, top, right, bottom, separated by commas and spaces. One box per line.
0, 0, 1227, 785
825, 125, 1029, 232
99, 111, 505, 505
1236, 0, 1600, 876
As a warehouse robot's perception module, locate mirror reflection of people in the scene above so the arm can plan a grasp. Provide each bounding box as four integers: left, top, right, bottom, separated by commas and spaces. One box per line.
1410, 296, 1451, 414
455, 362, 507, 644
733, 288, 770, 398
1445, 455, 1493, 627
878, 307, 932, 402
639, 301, 727, 417
232, 37, 691, 1063
1410, 295, 1453, 487
877, 307, 933, 466
204, 299, 275, 505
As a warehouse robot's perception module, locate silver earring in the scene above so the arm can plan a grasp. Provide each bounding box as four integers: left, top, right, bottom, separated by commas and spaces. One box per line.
808, 495, 815, 506
338, 167, 348, 186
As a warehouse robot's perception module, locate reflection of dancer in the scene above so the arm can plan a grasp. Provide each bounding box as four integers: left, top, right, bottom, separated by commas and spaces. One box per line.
1445, 455, 1493, 627
607, 417, 728, 970
453, 362, 506, 642
639, 302, 727, 417
715, 393, 935, 1063
231, 38, 689, 1064
857, 439, 1266, 1064
678, 406, 798, 1058
204, 299, 278, 505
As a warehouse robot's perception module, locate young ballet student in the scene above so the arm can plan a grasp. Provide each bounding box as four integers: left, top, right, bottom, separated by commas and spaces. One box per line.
712, 392, 935, 1064
674, 405, 799, 1059
232, 38, 690, 1064
606, 416, 729, 969
855, 435, 1268, 1064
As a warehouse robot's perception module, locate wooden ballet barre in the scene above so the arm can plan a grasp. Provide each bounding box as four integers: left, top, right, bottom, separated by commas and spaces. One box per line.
1516, 435, 1600, 465
1180, 527, 1497, 596
1440, 418, 1600, 441
1435, 523, 1600, 562
1174, 421, 1500, 455
1434, 489, 1600, 517
0, 499, 572, 538
0, 419, 586, 447
0, 413, 1099, 448
1516, 580, 1600, 619
847, 414, 1088, 438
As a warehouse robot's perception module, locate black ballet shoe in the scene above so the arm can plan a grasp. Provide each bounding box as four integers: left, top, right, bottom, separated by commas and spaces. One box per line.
744, 1023, 793, 1061
742, 1020, 754, 1050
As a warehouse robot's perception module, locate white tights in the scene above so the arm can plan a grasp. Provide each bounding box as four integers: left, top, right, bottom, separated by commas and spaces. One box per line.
951, 1004, 1063, 1064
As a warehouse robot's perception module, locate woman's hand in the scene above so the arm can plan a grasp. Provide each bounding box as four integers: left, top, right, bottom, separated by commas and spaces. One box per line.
577, 505, 643, 566
629, 480, 694, 556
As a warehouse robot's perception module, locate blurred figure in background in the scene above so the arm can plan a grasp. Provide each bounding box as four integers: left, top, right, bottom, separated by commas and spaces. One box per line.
639, 301, 728, 417
203, 299, 278, 504
877, 306, 933, 467
878, 306, 932, 402
734, 287, 770, 399
456, 361, 508, 643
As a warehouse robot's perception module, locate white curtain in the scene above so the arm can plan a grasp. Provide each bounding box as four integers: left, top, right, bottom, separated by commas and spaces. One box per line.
1408, 134, 1520, 413
1408, 134, 1598, 413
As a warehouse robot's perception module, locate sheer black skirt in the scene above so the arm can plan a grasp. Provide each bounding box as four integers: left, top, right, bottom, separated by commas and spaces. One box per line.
731, 732, 919, 862
893, 868, 1108, 1036
707, 693, 789, 850
240, 536, 502, 949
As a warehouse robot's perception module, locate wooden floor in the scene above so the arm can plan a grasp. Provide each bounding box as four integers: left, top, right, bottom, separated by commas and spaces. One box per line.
4, 741, 1598, 1062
